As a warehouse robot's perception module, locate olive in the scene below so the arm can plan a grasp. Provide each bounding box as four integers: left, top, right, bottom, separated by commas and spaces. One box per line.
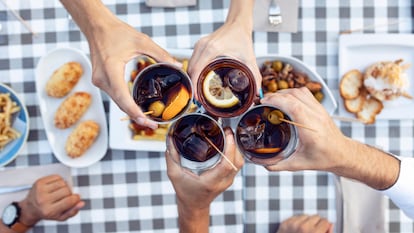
267, 79, 278, 92
267, 110, 284, 125
272, 61, 283, 72
148, 100, 165, 117
224, 69, 249, 92
314, 91, 324, 102
277, 80, 289, 90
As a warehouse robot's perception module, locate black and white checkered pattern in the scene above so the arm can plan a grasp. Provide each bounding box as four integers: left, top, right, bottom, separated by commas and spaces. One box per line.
0, 0, 413, 232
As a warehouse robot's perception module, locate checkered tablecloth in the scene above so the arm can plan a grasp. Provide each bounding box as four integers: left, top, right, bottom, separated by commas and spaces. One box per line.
0, 0, 413, 232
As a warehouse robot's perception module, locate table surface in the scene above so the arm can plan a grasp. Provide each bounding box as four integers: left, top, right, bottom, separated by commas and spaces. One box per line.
1, 0, 413, 232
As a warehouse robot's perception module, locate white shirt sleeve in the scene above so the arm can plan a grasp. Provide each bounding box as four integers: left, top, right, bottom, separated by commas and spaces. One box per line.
381, 156, 414, 219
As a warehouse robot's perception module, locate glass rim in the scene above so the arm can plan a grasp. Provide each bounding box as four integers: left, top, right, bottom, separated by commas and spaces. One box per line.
167, 112, 226, 173
132, 62, 195, 124
234, 104, 299, 166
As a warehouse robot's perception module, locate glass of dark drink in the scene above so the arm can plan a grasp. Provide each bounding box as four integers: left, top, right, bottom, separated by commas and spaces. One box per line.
132, 62, 193, 123
168, 113, 225, 174
235, 104, 298, 166
197, 57, 256, 118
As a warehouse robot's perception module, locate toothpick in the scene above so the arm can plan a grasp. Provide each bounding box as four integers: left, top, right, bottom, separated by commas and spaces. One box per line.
204, 137, 238, 171
340, 20, 403, 35
402, 92, 413, 99
0, 0, 36, 36
278, 118, 317, 132
331, 115, 363, 123
120, 111, 154, 121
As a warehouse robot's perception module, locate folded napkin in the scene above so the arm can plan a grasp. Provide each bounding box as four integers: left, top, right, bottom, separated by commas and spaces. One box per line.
253, 0, 299, 33
0, 163, 71, 212
145, 0, 197, 8
338, 176, 386, 233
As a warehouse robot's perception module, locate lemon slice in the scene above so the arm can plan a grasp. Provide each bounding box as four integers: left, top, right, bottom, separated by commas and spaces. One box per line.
203, 71, 239, 108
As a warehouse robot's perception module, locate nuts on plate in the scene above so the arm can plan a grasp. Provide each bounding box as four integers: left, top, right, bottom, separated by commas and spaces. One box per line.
260, 60, 324, 102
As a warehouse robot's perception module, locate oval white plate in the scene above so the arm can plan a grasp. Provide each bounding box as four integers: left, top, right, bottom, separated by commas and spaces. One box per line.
35, 47, 108, 168
0, 83, 30, 167
256, 55, 337, 115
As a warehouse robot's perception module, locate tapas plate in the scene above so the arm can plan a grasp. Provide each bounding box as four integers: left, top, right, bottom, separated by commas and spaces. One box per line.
0, 83, 29, 167
338, 34, 414, 120
35, 47, 108, 167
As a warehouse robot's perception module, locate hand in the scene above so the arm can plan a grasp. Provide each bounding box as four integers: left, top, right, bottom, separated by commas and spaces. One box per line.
18, 175, 84, 226
260, 88, 347, 172
276, 215, 333, 233
187, 1, 261, 98
61, 0, 178, 129
166, 128, 244, 232
87, 18, 178, 129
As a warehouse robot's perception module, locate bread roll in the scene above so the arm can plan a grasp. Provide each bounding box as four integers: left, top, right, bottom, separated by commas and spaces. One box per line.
54, 92, 91, 129
65, 120, 100, 158
46, 62, 83, 97
339, 69, 363, 99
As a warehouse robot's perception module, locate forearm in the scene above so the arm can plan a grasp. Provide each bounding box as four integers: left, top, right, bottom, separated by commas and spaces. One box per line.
330, 137, 400, 190
177, 199, 210, 233
60, 0, 118, 40
225, 0, 255, 32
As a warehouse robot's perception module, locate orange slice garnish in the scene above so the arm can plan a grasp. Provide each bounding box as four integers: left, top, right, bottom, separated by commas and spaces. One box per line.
162, 84, 190, 120
251, 147, 281, 154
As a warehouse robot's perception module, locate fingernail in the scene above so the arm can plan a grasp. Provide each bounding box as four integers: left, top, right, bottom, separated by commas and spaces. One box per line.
135, 117, 158, 129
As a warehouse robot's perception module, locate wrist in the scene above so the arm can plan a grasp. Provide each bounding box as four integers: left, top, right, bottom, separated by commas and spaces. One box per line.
225, 0, 254, 33
17, 200, 40, 227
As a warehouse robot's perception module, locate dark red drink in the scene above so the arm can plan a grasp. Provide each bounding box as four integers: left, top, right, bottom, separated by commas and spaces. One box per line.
168, 113, 224, 173
197, 58, 256, 118
235, 105, 298, 165
132, 63, 193, 123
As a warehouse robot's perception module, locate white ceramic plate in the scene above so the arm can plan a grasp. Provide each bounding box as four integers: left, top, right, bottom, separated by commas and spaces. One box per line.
256, 55, 338, 115
338, 34, 414, 119
109, 49, 192, 152
35, 47, 108, 167
0, 83, 30, 167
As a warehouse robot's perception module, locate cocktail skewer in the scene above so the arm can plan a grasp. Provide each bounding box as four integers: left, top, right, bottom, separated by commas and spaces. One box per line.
278, 118, 317, 132
0, 0, 36, 36
120, 111, 154, 121
204, 136, 238, 171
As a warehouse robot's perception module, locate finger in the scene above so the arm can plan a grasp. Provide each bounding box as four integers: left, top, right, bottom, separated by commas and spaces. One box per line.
51, 194, 81, 216
247, 62, 262, 96
45, 179, 67, 193
41, 175, 63, 185
165, 136, 183, 180
139, 40, 179, 66
57, 200, 85, 221
102, 59, 158, 129
188, 39, 217, 98
312, 216, 332, 233
223, 127, 244, 169
49, 186, 72, 203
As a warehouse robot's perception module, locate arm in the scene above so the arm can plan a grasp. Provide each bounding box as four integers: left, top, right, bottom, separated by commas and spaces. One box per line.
165, 128, 244, 233
260, 88, 412, 216
188, 0, 261, 97
60, 0, 178, 129
1, 175, 84, 233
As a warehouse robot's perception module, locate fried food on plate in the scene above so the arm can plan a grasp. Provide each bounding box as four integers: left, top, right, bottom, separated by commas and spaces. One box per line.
356, 97, 383, 124
363, 59, 411, 101
340, 69, 363, 99
54, 92, 91, 129
65, 120, 99, 158
0, 92, 21, 150
46, 62, 83, 98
